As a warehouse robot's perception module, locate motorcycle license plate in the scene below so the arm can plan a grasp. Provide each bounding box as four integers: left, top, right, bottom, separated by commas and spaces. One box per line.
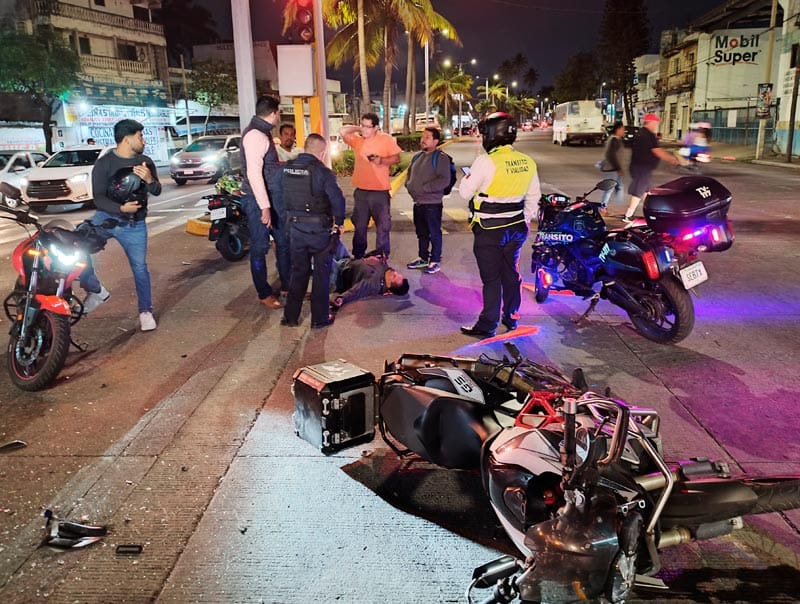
210, 207, 227, 221
679, 261, 708, 289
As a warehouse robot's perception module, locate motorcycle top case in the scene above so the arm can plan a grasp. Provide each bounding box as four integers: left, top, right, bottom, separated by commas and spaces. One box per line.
643, 176, 731, 233
292, 360, 377, 454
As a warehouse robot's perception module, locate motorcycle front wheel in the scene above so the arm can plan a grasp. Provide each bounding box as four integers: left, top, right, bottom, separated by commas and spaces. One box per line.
627, 276, 695, 344
215, 227, 249, 261
7, 311, 71, 391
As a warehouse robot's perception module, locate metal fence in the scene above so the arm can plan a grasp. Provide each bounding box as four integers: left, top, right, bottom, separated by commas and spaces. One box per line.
692, 106, 775, 146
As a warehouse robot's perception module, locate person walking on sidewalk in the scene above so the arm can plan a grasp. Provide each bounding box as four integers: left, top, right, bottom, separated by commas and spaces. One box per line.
82, 119, 161, 331
404, 127, 452, 275
340, 113, 401, 259
622, 113, 679, 223
599, 121, 625, 214
239, 95, 290, 309
280, 134, 346, 329
458, 112, 540, 338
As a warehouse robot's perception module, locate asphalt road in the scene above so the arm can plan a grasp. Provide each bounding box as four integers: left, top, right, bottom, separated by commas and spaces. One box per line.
0, 131, 798, 603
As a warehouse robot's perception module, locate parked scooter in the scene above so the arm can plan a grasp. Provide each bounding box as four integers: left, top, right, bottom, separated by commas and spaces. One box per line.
205, 174, 249, 261
0, 183, 107, 390
531, 176, 734, 343
376, 343, 800, 603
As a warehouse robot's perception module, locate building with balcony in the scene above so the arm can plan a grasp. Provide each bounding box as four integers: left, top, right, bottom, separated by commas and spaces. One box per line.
632, 54, 661, 125
17, 0, 173, 160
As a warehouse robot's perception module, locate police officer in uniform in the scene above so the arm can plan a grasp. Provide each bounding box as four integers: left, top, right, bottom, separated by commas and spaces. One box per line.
280, 133, 346, 328
458, 112, 541, 338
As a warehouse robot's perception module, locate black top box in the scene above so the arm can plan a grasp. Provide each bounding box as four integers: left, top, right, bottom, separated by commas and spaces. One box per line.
643, 176, 731, 233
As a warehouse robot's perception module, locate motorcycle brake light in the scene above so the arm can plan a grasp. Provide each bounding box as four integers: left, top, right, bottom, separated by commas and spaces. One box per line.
27, 249, 41, 257
538, 269, 553, 287
642, 250, 660, 280
710, 226, 722, 243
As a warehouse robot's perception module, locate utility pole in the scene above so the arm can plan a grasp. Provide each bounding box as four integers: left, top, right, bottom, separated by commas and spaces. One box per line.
755, 0, 778, 159
310, 0, 330, 165
787, 62, 799, 163
231, 0, 257, 133
179, 54, 192, 144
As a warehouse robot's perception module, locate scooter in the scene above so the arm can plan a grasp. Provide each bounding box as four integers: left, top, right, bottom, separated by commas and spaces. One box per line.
205, 174, 249, 261
0, 183, 107, 390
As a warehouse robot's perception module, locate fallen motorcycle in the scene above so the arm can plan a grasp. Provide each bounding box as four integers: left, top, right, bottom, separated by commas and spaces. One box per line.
376, 343, 800, 603
531, 176, 734, 343
205, 174, 249, 261
0, 183, 107, 390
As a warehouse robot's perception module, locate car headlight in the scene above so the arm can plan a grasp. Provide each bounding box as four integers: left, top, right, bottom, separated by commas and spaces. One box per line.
171, 156, 181, 165
203, 154, 220, 164
69, 173, 89, 184
19, 177, 28, 187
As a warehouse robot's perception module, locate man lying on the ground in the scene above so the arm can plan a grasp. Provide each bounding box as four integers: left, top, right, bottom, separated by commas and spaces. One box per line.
330, 242, 409, 310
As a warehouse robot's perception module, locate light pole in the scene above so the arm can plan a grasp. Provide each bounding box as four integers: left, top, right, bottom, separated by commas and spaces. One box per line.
424, 40, 429, 127
443, 57, 476, 135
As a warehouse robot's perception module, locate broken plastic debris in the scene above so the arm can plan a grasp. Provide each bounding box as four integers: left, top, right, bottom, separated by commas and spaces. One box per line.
0, 440, 27, 454
41, 509, 107, 550
116, 544, 143, 555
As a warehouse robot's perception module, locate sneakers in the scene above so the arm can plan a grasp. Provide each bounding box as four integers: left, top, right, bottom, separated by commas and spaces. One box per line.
139, 311, 157, 332
406, 258, 428, 270
424, 262, 440, 274
82, 286, 110, 314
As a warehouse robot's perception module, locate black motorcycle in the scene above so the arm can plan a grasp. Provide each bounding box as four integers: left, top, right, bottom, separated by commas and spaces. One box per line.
531, 176, 734, 344
205, 188, 249, 261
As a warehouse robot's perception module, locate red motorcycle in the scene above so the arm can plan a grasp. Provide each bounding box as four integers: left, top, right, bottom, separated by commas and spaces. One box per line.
0, 183, 106, 390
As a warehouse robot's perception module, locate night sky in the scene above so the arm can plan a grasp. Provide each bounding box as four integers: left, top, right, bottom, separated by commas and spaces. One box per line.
196, 0, 722, 93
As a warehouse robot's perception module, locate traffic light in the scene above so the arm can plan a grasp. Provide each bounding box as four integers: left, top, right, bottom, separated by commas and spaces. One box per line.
293, 0, 314, 44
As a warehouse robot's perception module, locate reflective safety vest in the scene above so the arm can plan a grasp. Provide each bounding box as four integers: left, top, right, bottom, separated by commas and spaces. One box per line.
282, 159, 330, 222
469, 145, 535, 229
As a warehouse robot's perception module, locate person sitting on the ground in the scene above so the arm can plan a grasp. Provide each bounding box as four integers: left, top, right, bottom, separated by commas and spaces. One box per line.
330, 242, 408, 310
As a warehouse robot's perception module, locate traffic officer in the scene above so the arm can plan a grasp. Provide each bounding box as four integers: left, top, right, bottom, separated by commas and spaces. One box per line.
280, 133, 346, 328
458, 112, 541, 338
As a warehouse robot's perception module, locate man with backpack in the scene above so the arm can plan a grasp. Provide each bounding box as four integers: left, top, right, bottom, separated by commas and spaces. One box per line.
404, 127, 456, 274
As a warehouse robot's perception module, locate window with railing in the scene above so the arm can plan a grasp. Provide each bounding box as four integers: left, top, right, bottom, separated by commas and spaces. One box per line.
671, 58, 680, 75
79, 36, 91, 55
118, 43, 137, 61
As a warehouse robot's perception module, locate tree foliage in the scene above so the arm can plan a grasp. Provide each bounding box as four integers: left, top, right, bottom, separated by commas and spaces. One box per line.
154, 0, 218, 66
553, 52, 601, 102
189, 60, 239, 134
429, 66, 472, 131
0, 26, 80, 153
597, 0, 649, 124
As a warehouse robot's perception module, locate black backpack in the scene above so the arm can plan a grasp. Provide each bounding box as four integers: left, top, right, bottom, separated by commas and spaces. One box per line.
410, 149, 457, 195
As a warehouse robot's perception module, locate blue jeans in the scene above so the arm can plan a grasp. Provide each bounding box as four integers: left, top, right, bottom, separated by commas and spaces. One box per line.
352, 188, 391, 259
241, 195, 290, 299
81, 211, 152, 313
600, 171, 625, 207
413, 203, 443, 263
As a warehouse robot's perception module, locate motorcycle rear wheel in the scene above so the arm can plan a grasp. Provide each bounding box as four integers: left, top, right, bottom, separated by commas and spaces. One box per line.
216, 228, 248, 261
627, 276, 694, 344
7, 311, 71, 391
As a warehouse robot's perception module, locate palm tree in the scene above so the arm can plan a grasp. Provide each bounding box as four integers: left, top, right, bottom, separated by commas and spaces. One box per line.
429, 66, 472, 134
522, 67, 539, 95
477, 83, 507, 109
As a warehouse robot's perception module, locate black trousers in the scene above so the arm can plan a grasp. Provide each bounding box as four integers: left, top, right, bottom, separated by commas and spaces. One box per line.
284, 224, 334, 325
471, 222, 529, 331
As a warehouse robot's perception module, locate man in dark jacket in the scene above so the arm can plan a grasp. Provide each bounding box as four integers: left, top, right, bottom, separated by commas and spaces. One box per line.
599, 121, 625, 213
83, 119, 161, 331
404, 127, 452, 274
239, 95, 289, 309
330, 246, 409, 310
280, 134, 346, 328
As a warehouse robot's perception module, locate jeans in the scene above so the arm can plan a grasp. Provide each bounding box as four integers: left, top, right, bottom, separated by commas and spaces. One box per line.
352, 188, 391, 259
413, 203, 443, 263
81, 210, 152, 313
242, 195, 290, 299
600, 171, 625, 207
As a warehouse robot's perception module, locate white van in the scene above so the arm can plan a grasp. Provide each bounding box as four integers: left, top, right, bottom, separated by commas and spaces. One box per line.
552, 100, 605, 146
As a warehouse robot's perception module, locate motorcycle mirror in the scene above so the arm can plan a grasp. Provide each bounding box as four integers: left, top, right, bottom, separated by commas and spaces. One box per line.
471, 555, 519, 588
596, 179, 618, 191
503, 342, 523, 364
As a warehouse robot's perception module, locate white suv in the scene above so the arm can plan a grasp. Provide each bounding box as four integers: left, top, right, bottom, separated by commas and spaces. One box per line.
21, 145, 108, 209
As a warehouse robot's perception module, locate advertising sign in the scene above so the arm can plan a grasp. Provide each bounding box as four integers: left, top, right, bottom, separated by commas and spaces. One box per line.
757, 82, 773, 118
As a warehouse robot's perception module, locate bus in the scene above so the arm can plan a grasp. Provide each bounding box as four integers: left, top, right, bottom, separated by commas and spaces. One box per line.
552, 100, 605, 146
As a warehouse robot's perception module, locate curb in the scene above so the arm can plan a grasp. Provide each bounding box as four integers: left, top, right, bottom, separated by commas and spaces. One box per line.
186, 214, 211, 237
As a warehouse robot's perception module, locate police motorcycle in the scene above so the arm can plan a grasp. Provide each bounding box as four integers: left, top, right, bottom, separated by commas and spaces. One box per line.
531, 175, 734, 344
375, 343, 800, 603
204, 174, 249, 261
0, 183, 108, 390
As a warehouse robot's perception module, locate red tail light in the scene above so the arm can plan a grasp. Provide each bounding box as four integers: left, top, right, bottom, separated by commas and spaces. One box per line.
642, 250, 660, 280
538, 269, 553, 287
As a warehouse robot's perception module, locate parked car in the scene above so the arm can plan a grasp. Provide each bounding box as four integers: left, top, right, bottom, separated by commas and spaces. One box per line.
169, 134, 242, 185
20, 145, 108, 209
0, 150, 50, 207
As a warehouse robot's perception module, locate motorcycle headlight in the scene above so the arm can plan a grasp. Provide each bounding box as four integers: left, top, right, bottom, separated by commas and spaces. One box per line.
49, 243, 85, 268
69, 173, 89, 184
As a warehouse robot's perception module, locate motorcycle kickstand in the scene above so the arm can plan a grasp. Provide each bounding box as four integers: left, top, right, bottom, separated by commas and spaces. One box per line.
70, 338, 88, 352
574, 294, 601, 324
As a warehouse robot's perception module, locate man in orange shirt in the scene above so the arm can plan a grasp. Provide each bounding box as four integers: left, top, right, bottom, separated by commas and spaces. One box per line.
340, 113, 402, 258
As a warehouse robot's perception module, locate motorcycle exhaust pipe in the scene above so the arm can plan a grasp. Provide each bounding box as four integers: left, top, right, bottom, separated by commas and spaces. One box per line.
658, 518, 743, 548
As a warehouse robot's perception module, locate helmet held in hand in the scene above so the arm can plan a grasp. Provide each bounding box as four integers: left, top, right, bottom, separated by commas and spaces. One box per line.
106, 167, 147, 206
